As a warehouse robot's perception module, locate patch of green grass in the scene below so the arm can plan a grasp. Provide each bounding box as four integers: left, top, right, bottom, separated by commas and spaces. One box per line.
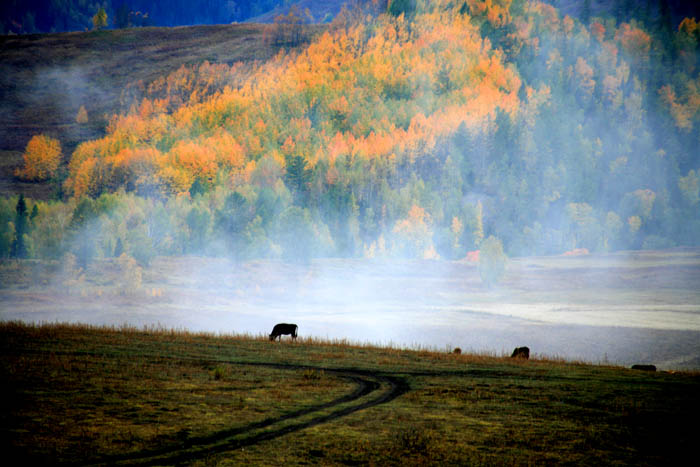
1, 321, 698, 465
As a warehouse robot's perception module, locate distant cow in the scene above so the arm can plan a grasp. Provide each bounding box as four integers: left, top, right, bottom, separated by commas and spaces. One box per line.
511, 346, 530, 359
269, 323, 298, 342
631, 364, 656, 372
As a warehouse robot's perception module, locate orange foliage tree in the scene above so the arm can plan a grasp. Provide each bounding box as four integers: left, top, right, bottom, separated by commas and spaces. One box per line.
16, 135, 62, 181
64, 2, 521, 199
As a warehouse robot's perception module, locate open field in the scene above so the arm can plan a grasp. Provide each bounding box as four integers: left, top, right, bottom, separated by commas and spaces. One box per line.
1, 321, 698, 465
2, 249, 700, 370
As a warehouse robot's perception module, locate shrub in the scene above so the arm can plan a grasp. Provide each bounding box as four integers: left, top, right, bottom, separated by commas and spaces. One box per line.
478, 235, 507, 287
75, 106, 88, 124
116, 253, 142, 294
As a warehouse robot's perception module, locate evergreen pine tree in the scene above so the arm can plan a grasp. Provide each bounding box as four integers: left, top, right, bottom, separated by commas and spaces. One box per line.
114, 237, 124, 257
284, 155, 312, 204
11, 195, 28, 258
581, 0, 591, 25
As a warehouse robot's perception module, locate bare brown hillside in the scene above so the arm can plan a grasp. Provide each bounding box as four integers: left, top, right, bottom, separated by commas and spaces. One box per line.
0, 23, 322, 198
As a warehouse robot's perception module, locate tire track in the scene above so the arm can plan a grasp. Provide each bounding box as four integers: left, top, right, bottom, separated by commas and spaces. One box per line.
77, 360, 408, 466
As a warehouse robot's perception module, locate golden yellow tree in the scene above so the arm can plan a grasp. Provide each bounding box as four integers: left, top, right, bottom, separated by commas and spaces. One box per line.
392, 204, 436, 258
16, 134, 62, 181
92, 7, 108, 31
76, 105, 88, 124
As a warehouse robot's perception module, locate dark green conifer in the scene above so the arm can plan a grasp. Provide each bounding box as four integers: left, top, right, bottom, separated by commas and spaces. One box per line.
11, 195, 28, 259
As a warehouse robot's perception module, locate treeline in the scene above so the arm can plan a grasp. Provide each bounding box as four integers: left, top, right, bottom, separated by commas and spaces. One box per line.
5, 0, 700, 264
0, 0, 285, 34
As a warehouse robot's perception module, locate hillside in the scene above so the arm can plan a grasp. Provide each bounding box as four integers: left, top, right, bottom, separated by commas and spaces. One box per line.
1, 0, 699, 262
0, 22, 321, 199
0, 23, 303, 151
2, 322, 699, 464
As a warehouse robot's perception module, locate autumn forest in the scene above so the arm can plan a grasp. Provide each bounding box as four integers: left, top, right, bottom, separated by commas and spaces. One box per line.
2, 0, 699, 269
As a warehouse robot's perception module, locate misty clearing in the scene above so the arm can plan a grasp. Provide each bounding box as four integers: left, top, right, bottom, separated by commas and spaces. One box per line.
2, 249, 699, 370
2, 0, 700, 371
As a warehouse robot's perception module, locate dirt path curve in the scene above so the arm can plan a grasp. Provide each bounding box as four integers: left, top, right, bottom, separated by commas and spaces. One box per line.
79, 359, 409, 466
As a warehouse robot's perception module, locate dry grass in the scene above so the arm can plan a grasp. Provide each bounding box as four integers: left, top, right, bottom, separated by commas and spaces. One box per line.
2, 321, 699, 464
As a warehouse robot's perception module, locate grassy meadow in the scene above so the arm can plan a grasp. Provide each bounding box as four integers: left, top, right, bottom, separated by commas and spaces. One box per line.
2, 249, 700, 463
2, 2, 700, 462
2, 321, 698, 465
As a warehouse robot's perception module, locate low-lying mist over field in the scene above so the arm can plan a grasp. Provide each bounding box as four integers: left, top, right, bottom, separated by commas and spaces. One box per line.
3, 250, 699, 370
2, 1, 700, 375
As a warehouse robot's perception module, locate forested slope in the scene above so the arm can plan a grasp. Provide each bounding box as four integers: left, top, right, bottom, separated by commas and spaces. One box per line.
2, 0, 699, 264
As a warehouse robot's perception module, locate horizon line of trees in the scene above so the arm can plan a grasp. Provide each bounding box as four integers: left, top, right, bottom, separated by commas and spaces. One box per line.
2, 0, 698, 35
0, 0, 387, 35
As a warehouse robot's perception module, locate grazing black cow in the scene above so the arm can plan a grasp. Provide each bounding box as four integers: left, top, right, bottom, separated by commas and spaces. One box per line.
631, 364, 656, 372
269, 323, 298, 342
511, 346, 530, 359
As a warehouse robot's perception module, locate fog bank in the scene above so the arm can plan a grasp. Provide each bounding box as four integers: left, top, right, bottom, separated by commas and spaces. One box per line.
2, 251, 699, 370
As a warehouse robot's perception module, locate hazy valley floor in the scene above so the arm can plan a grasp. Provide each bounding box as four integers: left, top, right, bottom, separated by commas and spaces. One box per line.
2, 249, 699, 370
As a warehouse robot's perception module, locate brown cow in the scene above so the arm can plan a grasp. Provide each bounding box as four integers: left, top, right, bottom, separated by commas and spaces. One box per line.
511, 346, 530, 359
269, 323, 298, 342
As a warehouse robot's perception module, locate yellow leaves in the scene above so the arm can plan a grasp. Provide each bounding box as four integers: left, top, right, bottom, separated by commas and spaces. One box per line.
631, 188, 656, 219
679, 17, 699, 36
527, 1, 559, 31
157, 165, 193, 197
63, 4, 522, 198
562, 15, 574, 37
254, 118, 267, 136
394, 205, 430, 232
325, 164, 339, 186
679, 170, 700, 205
659, 79, 700, 131
466, 0, 513, 28
162, 140, 217, 187
327, 131, 352, 164
474, 201, 484, 247
75, 105, 88, 124
16, 134, 62, 181
112, 147, 160, 171
602, 74, 623, 109
628, 215, 641, 234
66, 156, 99, 199
451, 216, 464, 250
573, 57, 595, 100
203, 131, 246, 170
590, 22, 605, 42
610, 156, 628, 174
522, 84, 551, 128
615, 23, 651, 60
138, 99, 154, 119
546, 49, 562, 71
392, 204, 436, 258
281, 135, 296, 155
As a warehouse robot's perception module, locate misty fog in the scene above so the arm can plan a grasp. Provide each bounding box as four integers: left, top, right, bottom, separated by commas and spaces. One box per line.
2, 250, 699, 370
2, 1, 700, 374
